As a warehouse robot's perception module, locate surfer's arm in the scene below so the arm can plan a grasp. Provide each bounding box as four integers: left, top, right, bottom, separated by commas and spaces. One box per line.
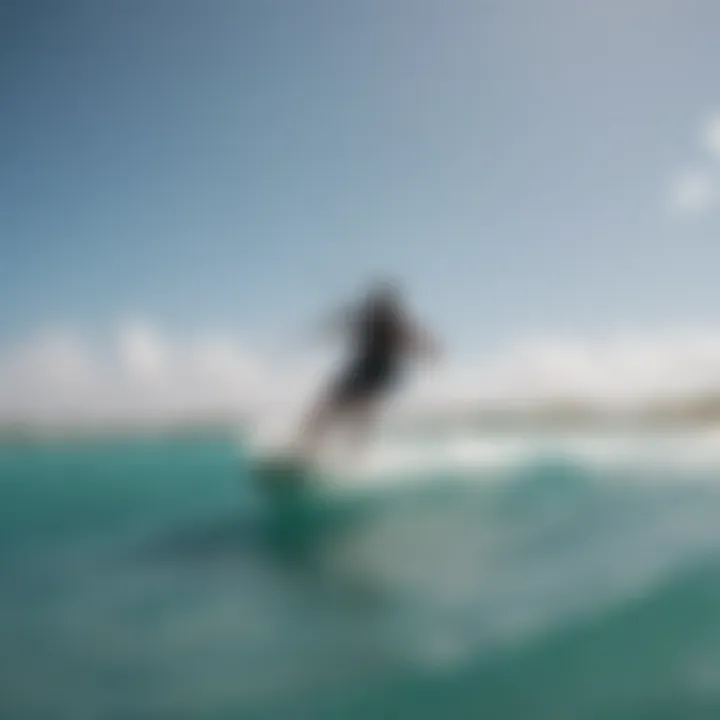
310, 304, 357, 342
404, 321, 441, 361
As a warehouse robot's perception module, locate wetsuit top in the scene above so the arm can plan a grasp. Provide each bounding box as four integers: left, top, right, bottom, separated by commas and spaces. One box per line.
330, 297, 411, 402
353, 300, 405, 368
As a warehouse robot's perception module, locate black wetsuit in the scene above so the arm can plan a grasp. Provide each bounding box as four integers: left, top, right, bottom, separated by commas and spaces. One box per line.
331, 302, 404, 405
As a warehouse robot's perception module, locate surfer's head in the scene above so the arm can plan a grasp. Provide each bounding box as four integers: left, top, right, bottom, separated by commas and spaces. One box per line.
367, 277, 403, 314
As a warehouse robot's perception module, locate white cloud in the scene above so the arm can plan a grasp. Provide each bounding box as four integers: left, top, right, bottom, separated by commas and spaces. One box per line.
669, 170, 714, 213
3, 322, 720, 428
404, 328, 720, 414
702, 113, 720, 157
117, 322, 169, 382
665, 112, 720, 214
0, 322, 268, 427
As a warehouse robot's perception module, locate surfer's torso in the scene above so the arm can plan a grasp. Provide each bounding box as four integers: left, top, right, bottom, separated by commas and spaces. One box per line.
333, 300, 407, 404
354, 301, 404, 364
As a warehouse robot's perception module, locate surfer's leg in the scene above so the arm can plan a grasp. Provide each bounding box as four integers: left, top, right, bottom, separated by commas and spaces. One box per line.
295, 358, 391, 461
336, 359, 395, 459
295, 392, 335, 460
295, 365, 358, 459
342, 396, 379, 458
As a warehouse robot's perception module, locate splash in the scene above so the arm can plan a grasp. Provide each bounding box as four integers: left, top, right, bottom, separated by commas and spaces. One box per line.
245, 420, 720, 494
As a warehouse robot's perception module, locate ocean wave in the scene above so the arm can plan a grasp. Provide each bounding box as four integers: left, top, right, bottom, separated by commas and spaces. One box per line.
245, 428, 720, 494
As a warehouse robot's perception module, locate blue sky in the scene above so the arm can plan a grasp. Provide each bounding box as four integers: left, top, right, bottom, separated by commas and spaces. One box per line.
3, 0, 720, 355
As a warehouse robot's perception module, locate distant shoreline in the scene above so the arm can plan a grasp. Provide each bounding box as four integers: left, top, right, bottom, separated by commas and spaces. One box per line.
395, 395, 720, 435
4, 394, 720, 445
0, 418, 247, 447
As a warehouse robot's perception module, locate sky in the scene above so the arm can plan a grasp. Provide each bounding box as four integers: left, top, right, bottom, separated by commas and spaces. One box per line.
3, 0, 720, 423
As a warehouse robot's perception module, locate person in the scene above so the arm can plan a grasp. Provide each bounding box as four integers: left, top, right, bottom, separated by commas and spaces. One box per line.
295, 280, 440, 463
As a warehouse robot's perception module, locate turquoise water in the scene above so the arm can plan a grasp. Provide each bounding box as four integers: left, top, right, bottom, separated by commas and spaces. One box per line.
3, 435, 720, 719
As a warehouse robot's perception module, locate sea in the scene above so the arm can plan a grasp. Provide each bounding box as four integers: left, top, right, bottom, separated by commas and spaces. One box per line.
3, 427, 720, 719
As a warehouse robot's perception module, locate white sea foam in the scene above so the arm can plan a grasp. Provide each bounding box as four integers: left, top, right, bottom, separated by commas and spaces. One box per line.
244, 420, 720, 494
